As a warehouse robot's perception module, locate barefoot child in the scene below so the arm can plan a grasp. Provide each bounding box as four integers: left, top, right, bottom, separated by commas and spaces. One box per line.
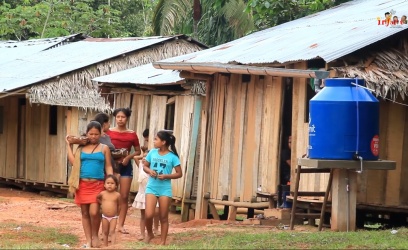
133, 132, 160, 240
97, 175, 121, 247
143, 130, 183, 245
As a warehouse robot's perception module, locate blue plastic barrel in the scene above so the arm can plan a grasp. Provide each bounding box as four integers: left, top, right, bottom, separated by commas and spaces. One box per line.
308, 78, 379, 160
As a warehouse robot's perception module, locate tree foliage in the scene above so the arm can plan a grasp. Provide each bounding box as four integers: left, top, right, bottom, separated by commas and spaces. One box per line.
1, 0, 352, 45
152, 0, 255, 47
246, 0, 351, 30
0, 0, 154, 40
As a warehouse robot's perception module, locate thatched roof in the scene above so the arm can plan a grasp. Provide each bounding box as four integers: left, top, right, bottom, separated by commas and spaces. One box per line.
333, 40, 408, 100
27, 39, 204, 112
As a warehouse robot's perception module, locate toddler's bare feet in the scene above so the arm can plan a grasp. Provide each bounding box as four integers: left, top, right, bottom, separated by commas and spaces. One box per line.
144, 233, 154, 244
137, 235, 145, 241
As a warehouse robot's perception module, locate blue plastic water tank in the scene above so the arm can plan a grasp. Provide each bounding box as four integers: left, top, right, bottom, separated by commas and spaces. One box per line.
308, 78, 379, 160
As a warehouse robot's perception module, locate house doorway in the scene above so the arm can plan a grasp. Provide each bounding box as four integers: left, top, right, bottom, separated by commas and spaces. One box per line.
280, 78, 293, 186
17, 98, 26, 179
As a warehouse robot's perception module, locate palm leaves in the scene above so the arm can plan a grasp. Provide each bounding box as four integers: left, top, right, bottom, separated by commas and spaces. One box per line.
152, 0, 192, 36
152, 0, 255, 47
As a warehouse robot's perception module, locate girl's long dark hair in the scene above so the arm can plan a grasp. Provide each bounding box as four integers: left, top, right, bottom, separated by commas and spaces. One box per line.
157, 130, 178, 157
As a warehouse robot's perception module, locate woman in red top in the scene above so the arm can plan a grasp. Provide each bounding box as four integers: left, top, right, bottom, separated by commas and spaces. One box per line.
106, 108, 141, 234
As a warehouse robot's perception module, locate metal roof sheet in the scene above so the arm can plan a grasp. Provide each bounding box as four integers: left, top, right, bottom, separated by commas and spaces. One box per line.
158, 0, 408, 66
93, 63, 183, 85
0, 36, 178, 92
0, 34, 81, 65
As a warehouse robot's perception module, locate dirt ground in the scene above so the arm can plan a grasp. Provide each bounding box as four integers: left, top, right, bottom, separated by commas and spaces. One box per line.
0, 185, 251, 249
0, 185, 317, 249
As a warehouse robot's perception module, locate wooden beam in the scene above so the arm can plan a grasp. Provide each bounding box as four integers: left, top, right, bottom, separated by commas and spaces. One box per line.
181, 96, 203, 222
208, 199, 270, 209
195, 80, 211, 219
109, 87, 188, 96
208, 202, 220, 220
180, 71, 214, 81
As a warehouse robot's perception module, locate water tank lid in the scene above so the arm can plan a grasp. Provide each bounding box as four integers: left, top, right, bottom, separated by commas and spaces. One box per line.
325, 78, 364, 87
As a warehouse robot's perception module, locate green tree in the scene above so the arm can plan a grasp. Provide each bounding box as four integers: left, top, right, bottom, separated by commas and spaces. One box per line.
0, 0, 126, 40
152, 0, 255, 47
246, 0, 351, 30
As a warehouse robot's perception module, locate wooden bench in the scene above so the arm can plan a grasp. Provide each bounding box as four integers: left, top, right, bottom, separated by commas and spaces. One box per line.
256, 192, 278, 208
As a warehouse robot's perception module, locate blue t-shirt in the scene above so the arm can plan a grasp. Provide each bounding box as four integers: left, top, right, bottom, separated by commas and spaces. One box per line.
146, 148, 180, 189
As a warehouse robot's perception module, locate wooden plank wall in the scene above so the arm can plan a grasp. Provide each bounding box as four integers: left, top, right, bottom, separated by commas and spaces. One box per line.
44, 106, 66, 183
293, 63, 329, 194
148, 96, 167, 149
384, 101, 405, 206
0, 99, 5, 177
204, 73, 284, 202
172, 95, 194, 199
0, 97, 18, 178
24, 104, 73, 183
357, 101, 389, 204
26, 103, 44, 181
355, 100, 408, 206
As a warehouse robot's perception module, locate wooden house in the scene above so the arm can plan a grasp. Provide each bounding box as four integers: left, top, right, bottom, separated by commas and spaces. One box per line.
93, 63, 206, 200
153, 0, 408, 224
0, 35, 206, 194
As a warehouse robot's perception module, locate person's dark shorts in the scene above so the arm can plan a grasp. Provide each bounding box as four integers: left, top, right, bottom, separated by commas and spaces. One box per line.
119, 161, 133, 177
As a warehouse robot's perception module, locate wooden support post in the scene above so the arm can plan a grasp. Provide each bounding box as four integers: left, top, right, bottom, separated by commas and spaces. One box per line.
181, 96, 203, 222
290, 165, 302, 230
332, 169, 357, 231
208, 203, 220, 220
195, 81, 210, 220
318, 169, 333, 231
228, 206, 237, 221
189, 209, 195, 221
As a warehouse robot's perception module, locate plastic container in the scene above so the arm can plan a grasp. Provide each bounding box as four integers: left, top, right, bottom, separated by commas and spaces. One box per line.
308, 78, 379, 160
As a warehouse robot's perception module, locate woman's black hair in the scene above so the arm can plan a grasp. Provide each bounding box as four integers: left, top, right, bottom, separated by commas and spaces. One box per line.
157, 130, 178, 157
86, 121, 102, 133
94, 113, 110, 125
113, 108, 132, 117
105, 174, 119, 186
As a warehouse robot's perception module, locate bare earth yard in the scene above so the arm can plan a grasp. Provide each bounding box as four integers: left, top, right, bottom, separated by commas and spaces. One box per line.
0, 186, 303, 249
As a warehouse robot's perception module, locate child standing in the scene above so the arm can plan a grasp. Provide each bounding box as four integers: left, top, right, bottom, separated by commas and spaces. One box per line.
97, 175, 121, 247
133, 128, 160, 240
143, 130, 183, 245
132, 150, 160, 240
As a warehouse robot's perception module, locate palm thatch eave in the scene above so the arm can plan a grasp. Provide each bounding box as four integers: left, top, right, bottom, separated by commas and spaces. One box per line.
332, 41, 408, 100
27, 39, 203, 112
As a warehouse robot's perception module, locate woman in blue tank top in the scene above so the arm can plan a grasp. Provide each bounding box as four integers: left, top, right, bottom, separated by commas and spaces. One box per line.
66, 121, 113, 248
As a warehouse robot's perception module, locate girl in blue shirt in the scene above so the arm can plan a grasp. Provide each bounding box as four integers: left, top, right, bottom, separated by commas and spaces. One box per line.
143, 130, 182, 245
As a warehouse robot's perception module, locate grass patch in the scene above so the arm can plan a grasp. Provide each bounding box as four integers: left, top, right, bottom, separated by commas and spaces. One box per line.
0, 223, 78, 249
0, 197, 8, 203
58, 198, 75, 203
127, 226, 408, 249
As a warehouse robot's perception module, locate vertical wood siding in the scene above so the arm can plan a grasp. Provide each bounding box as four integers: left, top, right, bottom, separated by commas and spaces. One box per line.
203, 73, 284, 202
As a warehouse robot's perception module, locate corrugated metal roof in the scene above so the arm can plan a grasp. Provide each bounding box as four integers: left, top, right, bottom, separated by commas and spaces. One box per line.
0, 34, 82, 65
93, 63, 183, 85
158, 0, 408, 65
0, 36, 182, 92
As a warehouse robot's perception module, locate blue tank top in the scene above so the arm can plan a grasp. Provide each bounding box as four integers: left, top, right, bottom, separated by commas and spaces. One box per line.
80, 151, 105, 180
